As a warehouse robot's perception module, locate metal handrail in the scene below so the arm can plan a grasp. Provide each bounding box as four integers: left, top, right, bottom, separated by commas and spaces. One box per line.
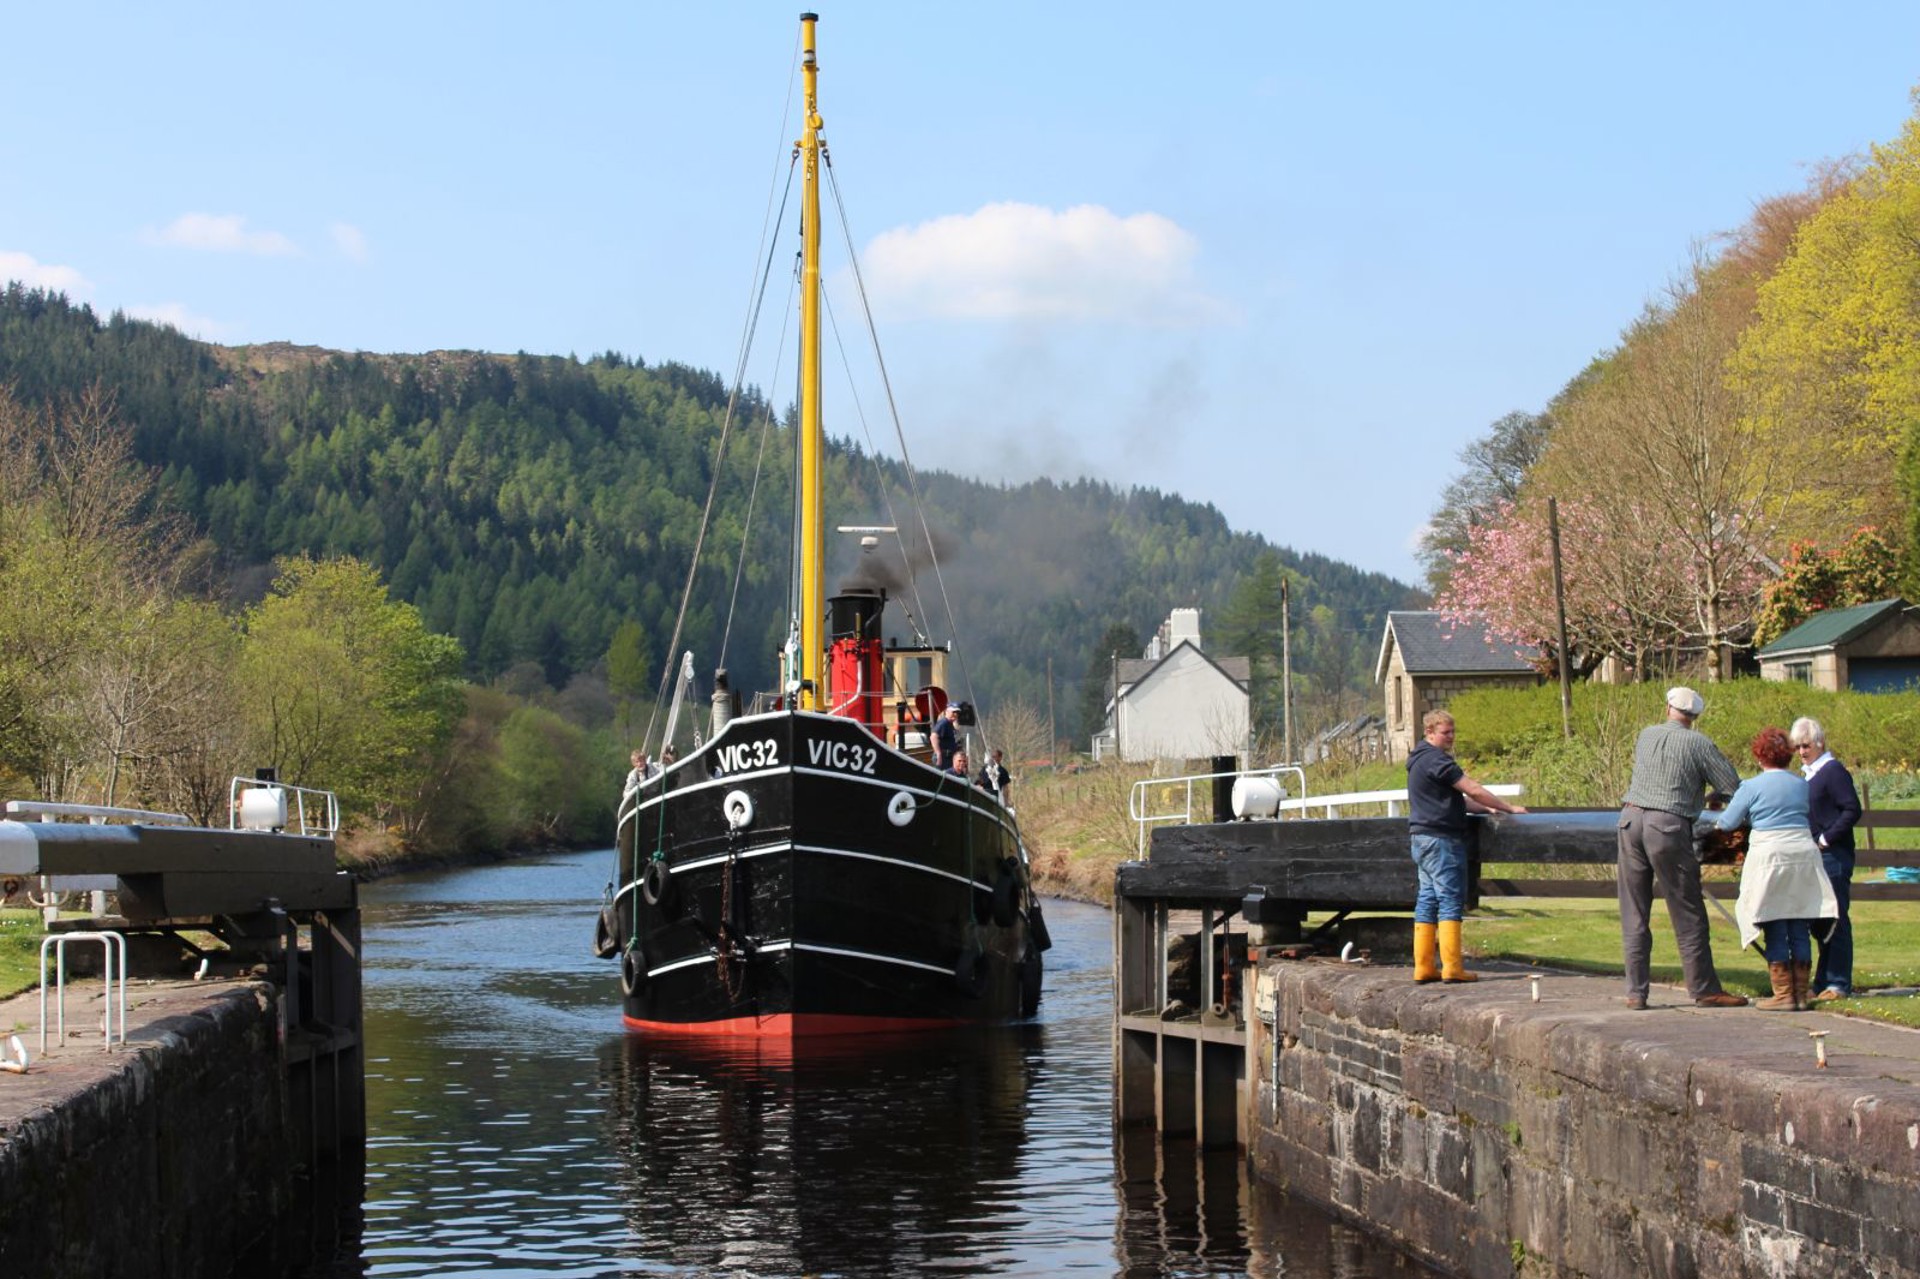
1129, 775, 1524, 857
2, 801, 190, 825
1129, 765, 1309, 858
227, 777, 340, 837
1276, 784, 1522, 820
39, 931, 126, 1053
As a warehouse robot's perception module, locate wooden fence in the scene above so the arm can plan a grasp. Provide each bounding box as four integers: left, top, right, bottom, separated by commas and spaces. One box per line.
1478, 804, 1920, 903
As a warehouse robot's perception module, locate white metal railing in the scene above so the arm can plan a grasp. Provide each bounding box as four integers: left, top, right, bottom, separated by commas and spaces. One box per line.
1278, 784, 1522, 820
1129, 774, 1524, 856
228, 777, 340, 837
1129, 766, 1309, 859
39, 931, 126, 1054
2, 800, 191, 825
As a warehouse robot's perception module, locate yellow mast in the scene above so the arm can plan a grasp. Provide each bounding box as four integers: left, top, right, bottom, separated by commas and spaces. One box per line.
796, 11, 825, 710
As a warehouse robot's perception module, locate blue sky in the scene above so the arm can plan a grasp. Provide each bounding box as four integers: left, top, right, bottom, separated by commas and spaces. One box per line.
7, 3, 1920, 587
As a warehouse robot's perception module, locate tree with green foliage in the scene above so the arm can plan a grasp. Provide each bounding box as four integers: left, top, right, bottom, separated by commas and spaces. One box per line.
606, 619, 653, 745
238, 556, 466, 829
1752, 528, 1901, 647
1080, 621, 1143, 746
1215, 553, 1289, 738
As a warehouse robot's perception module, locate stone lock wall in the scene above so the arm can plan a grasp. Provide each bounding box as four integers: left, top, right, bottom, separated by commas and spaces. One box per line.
1248, 963, 1920, 1278
0, 984, 301, 1278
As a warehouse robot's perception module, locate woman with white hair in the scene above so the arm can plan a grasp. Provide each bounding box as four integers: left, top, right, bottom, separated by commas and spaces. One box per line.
1790, 716, 1862, 1000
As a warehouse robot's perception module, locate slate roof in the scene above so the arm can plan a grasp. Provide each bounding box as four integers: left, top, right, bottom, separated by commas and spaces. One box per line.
1375, 611, 1540, 683
1757, 598, 1911, 657
1114, 644, 1250, 696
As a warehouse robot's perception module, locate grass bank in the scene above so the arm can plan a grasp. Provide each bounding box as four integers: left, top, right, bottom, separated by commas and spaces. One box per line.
1014, 738, 1920, 1028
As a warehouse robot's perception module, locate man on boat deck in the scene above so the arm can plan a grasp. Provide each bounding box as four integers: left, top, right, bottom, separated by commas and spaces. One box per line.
934, 706, 960, 769
947, 749, 973, 783
978, 749, 1011, 800
624, 750, 651, 795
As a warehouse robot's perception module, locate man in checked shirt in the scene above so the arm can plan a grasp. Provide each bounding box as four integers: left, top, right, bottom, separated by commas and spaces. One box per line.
1617, 686, 1749, 1010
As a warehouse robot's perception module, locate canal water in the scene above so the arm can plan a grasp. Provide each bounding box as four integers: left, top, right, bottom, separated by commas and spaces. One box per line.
322, 848, 1434, 1277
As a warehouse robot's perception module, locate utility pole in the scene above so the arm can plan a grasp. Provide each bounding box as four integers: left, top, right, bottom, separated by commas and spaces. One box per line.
1046, 655, 1056, 769
1548, 497, 1573, 740
1280, 575, 1293, 765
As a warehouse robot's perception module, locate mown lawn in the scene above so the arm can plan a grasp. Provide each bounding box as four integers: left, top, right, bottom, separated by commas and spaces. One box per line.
1465, 898, 1920, 1028
0, 910, 48, 1001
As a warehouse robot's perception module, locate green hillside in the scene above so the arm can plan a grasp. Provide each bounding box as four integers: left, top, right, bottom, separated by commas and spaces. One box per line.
0, 284, 1416, 744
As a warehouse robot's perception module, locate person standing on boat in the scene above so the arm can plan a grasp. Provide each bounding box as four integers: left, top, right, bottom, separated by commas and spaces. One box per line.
624, 750, 649, 794
947, 748, 974, 783
1617, 687, 1747, 1010
1407, 709, 1526, 984
978, 748, 1011, 801
934, 706, 960, 769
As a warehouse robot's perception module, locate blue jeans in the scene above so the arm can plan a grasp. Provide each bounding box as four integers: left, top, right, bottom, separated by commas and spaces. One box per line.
1813, 851, 1854, 995
1410, 833, 1467, 924
1762, 919, 1812, 965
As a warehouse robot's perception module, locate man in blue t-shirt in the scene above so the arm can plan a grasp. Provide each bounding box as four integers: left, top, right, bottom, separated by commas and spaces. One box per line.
934, 706, 960, 769
1408, 709, 1526, 983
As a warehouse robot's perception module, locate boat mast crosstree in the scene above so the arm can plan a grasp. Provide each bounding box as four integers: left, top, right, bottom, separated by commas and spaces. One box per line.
596, 12, 1049, 1038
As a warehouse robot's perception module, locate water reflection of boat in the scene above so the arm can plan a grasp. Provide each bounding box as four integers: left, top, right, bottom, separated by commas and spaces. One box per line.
599, 1027, 1036, 1274
594, 12, 1046, 1036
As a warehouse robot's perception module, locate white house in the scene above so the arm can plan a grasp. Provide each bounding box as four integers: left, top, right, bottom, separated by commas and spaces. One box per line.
1092, 609, 1252, 763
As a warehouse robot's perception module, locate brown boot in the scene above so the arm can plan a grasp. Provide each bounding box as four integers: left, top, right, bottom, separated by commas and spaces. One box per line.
1438, 920, 1478, 983
1792, 960, 1813, 1011
1755, 962, 1795, 1011
1413, 922, 1440, 983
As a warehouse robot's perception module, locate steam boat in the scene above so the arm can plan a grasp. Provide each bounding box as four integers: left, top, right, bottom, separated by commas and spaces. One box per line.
594, 13, 1047, 1035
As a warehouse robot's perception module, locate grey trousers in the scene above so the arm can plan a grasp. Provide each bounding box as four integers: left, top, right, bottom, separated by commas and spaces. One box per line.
1617, 804, 1726, 999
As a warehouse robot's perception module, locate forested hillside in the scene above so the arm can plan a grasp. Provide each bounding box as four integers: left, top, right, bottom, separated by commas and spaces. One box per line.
0, 285, 1415, 745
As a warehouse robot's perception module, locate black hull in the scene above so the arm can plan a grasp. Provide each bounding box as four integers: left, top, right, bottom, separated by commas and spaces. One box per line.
605, 711, 1043, 1034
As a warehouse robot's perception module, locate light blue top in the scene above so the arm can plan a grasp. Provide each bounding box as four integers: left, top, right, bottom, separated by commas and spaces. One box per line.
1715, 767, 1810, 832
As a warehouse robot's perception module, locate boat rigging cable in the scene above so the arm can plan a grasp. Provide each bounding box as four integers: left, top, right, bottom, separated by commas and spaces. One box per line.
653, 29, 993, 756
823, 157, 988, 740
641, 145, 800, 754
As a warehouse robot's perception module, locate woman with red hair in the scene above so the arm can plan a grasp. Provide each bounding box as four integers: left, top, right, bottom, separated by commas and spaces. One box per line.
1714, 726, 1840, 1009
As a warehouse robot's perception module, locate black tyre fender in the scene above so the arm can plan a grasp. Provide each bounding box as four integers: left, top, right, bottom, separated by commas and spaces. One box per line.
592, 903, 620, 958
953, 946, 989, 998
641, 858, 675, 911
1019, 944, 1043, 1019
620, 946, 647, 996
1029, 900, 1053, 953
991, 858, 1019, 928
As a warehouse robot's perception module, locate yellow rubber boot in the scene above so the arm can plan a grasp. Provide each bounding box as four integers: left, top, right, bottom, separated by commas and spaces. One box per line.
1438, 920, 1478, 983
1413, 922, 1441, 983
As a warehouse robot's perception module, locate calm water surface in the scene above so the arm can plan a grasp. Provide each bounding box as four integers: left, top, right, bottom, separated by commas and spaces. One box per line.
324, 849, 1434, 1277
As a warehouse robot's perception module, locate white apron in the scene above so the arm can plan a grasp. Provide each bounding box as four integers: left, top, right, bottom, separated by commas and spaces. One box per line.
1734, 827, 1840, 952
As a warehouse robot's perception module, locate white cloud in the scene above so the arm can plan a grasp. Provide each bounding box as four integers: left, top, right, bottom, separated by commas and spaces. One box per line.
862, 202, 1227, 325
330, 222, 368, 262
142, 213, 299, 256
126, 302, 224, 339
0, 251, 91, 293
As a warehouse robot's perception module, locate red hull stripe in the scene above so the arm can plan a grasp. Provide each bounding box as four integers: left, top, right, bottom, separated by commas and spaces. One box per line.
622, 1011, 969, 1038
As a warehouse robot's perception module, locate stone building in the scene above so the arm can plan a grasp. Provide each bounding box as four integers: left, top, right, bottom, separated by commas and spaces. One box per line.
1757, 597, 1920, 692
1375, 611, 1542, 760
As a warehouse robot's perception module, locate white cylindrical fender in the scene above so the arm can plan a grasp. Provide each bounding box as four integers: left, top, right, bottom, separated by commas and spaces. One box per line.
887, 790, 917, 827
723, 790, 755, 830
1231, 775, 1285, 819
